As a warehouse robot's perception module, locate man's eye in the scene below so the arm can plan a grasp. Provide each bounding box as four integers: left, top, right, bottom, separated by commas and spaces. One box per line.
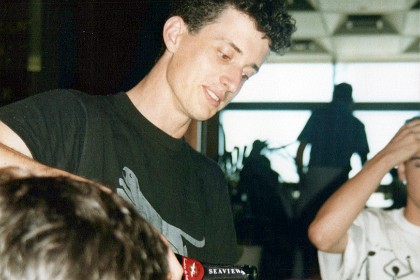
410, 159, 420, 167
241, 72, 250, 81
218, 51, 231, 61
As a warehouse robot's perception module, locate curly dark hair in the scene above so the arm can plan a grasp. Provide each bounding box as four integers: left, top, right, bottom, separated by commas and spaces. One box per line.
0, 168, 169, 280
170, 0, 296, 54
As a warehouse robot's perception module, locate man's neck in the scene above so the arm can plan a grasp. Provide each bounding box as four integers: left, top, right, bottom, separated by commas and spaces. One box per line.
126, 58, 192, 139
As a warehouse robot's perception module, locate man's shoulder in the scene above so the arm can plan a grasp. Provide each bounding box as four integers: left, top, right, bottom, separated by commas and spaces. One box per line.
0, 89, 95, 115
24, 89, 92, 107
345, 115, 366, 131
310, 106, 331, 119
188, 147, 219, 166
36, 88, 88, 98
39, 89, 126, 111
353, 116, 365, 126
36, 89, 117, 102
187, 147, 224, 176
357, 207, 402, 226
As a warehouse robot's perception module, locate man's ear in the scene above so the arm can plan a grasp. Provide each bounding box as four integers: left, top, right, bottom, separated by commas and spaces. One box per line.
397, 163, 406, 182
162, 16, 186, 53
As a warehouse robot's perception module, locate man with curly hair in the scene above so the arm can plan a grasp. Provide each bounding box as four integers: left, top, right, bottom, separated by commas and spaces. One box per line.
0, 167, 183, 280
0, 0, 295, 263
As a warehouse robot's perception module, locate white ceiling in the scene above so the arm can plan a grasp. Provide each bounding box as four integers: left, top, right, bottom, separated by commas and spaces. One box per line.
268, 0, 420, 62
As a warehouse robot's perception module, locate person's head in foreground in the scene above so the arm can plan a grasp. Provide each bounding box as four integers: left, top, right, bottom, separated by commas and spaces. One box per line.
157, 0, 296, 121
0, 167, 182, 280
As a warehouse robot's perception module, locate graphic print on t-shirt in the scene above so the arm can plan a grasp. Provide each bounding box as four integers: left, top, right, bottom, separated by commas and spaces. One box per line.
383, 256, 413, 279
357, 248, 413, 279
117, 166, 205, 255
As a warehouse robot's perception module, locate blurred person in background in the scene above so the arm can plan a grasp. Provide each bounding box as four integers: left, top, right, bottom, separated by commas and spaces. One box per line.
295, 82, 369, 277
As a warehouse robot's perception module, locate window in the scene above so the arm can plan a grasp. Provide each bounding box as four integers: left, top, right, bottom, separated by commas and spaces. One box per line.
220, 62, 420, 186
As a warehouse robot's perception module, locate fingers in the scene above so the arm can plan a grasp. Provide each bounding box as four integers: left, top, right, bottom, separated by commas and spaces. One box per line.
404, 118, 420, 134
404, 117, 420, 126
392, 118, 420, 142
404, 118, 420, 144
381, 118, 420, 165
158, 234, 183, 280
166, 249, 183, 280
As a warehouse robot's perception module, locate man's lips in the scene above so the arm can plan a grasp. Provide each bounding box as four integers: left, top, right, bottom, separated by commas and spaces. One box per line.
207, 89, 220, 102
204, 86, 223, 107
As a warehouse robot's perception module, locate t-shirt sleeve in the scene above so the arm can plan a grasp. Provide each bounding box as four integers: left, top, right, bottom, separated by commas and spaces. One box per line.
0, 89, 86, 173
318, 212, 368, 280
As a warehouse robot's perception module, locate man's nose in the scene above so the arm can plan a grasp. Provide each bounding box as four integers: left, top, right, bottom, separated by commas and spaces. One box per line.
220, 68, 243, 94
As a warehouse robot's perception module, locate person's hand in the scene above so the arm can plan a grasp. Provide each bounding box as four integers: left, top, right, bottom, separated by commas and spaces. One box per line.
381, 118, 420, 167
166, 249, 183, 280
159, 234, 183, 280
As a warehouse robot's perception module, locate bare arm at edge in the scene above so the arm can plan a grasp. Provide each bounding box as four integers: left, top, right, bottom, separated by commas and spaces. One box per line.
308, 119, 420, 253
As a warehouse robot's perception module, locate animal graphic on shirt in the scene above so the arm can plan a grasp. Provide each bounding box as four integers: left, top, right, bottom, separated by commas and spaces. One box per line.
117, 166, 205, 255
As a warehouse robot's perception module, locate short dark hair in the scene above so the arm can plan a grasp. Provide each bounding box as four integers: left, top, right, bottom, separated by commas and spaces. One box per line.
170, 0, 296, 54
0, 168, 169, 280
332, 83, 353, 104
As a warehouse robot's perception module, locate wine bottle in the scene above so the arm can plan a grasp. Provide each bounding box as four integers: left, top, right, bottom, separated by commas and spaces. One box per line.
175, 254, 258, 280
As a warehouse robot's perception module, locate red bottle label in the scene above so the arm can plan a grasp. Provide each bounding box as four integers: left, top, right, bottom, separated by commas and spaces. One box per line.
182, 256, 205, 280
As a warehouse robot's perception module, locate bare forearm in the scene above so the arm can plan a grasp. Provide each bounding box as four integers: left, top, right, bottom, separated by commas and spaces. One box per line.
308, 151, 393, 252
309, 120, 420, 252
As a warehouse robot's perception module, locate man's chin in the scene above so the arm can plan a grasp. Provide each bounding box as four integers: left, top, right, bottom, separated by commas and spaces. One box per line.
194, 109, 218, 121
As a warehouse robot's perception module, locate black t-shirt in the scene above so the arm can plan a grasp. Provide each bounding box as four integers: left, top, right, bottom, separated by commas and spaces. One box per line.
0, 89, 239, 264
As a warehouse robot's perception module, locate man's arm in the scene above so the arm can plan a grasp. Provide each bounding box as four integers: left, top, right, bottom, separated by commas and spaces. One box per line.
308, 119, 420, 253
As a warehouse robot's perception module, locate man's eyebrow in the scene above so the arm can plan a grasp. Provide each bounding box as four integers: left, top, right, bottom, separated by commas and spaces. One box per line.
228, 41, 242, 54
227, 41, 260, 73
409, 156, 420, 161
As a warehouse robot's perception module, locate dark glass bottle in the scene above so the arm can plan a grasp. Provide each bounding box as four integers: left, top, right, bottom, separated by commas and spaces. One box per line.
175, 254, 258, 280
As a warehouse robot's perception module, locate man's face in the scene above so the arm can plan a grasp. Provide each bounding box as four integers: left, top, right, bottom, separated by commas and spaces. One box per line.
166, 7, 270, 121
